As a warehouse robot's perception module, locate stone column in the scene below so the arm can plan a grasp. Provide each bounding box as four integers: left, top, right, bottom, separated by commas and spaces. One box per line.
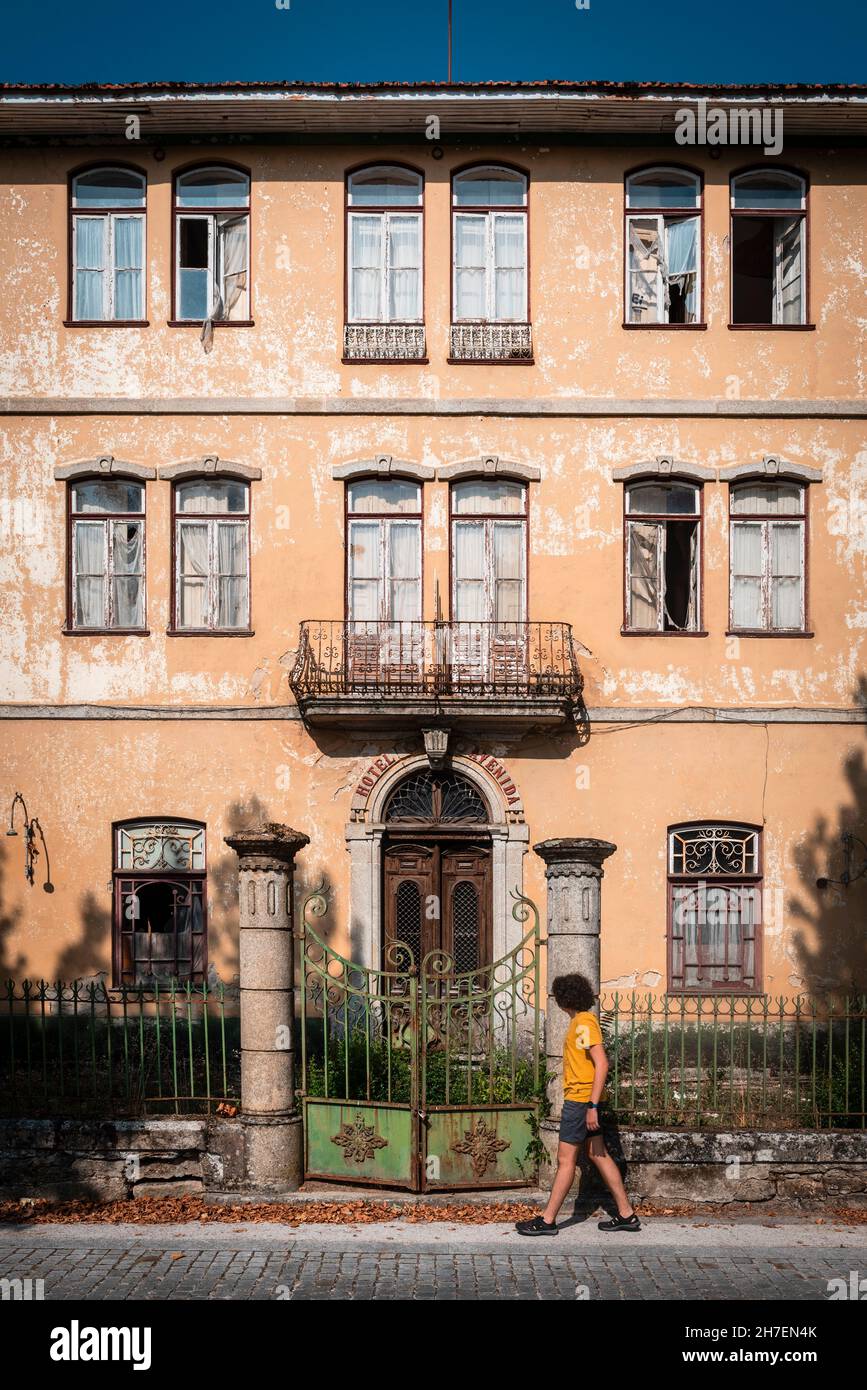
225, 823, 309, 1192
533, 838, 617, 1119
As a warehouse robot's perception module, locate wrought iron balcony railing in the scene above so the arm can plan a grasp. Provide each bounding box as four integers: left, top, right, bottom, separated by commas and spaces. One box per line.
289, 621, 582, 722
449, 323, 533, 362
344, 323, 427, 361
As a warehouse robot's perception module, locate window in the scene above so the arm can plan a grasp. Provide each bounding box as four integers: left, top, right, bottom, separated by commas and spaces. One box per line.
729, 481, 806, 632
173, 166, 250, 325
346, 478, 422, 624
68, 479, 145, 631
731, 170, 807, 325
173, 479, 251, 632
69, 166, 146, 323
624, 482, 701, 633
668, 823, 762, 993
113, 819, 206, 985
625, 167, 701, 325
450, 480, 527, 682
452, 167, 528, 324
346, 166, 423, 324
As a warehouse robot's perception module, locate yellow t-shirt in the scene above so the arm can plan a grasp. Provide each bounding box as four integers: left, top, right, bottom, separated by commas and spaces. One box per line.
562, 1011, 607, 1103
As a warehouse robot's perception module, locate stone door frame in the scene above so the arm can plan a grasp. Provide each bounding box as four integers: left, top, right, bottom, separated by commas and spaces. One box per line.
345, 753, 529, 971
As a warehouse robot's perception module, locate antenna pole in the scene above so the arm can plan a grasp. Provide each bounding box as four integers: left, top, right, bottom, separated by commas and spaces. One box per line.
448, 0, 453, 83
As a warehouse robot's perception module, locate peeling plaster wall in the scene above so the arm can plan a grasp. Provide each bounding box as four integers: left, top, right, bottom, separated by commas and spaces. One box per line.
2, 718, 865, 995
0, 142, 865, 400
1, 137, 866, 997
1, 415, 865, 709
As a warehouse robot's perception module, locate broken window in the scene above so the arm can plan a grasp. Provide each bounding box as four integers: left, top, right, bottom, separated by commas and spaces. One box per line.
174, 479, 250, 631
113, 819, 206, 986
174, 166, 250, 345
347, 166, 423, 323
668, 823, 762, 993
625, 168, 701, 324
731, 170, 806, 325
68, 479, 145, 631
624, 481, 701, 632
453, 167, 528, 323
730, 481, 806, 631
70, 167, 146, 322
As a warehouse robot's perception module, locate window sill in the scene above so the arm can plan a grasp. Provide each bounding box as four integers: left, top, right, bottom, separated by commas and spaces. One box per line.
622, 322, 707, 330
620, 628, 708, 638
62, 627, 150, 637
447, 357, 535, 366
728, 323, 815, 331
63, 320, 150, 328
666, 988, 764, 998
166, 320, 255, 329
726, 629, 814, 638
166, 628, 255, 637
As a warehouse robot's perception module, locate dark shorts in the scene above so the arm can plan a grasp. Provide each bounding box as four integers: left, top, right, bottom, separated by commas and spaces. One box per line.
558, 1100, 605, 1145
559, 1100, 604, 1146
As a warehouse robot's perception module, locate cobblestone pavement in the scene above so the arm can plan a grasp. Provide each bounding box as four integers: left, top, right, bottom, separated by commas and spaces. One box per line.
1, 1221, 865, 1300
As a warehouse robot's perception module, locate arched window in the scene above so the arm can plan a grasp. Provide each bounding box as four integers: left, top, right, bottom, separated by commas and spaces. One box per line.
113, 819, 207, 985
624, 479, 702, 633
625, 167, 701, 325
69, 166, 146, 323
173, 165, 250, 329
173, 478, 251, 632
731, 169, 807, 326
384, 770, 488, 824
67, 477, 146, 631
452, 166, 528, 325
729, 479, 807, 631
346, 166, 423, 324
668, 823, 762, 993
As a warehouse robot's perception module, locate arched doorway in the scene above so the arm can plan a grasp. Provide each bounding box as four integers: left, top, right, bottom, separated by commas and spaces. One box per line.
382, 769, 492, 968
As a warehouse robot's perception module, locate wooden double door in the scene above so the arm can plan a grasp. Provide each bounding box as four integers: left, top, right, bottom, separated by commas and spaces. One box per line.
384, 836, 492, 973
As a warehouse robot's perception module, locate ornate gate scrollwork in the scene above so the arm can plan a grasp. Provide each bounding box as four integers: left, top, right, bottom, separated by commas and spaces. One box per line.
299, 886, 544, 1191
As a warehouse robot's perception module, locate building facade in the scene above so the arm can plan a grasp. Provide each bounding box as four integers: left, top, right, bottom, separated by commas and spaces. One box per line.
1, 81, 866, 1000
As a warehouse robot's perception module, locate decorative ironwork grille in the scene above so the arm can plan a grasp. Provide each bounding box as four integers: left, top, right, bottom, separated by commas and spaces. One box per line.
669, 824, 759, 877
450, 323, 532, 361
395, 880, 422, 968
384, 771, 488, 824
452, 880, 479, 974
344, 324, 426, 360
115, 820, 205, 872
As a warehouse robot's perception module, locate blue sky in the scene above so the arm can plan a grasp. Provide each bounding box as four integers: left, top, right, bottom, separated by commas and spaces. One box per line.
4, 0, 866, 85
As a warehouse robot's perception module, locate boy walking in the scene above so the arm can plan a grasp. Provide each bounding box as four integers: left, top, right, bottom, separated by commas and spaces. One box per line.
516, 973, 640, 1236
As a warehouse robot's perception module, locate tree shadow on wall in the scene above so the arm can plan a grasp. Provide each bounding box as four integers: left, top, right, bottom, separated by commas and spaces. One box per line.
55, 891, 111, 984
788, 676, 867, 994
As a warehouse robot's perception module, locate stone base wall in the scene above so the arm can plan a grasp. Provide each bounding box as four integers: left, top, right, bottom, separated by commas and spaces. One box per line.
540, 1123, 867, 1205
2, 1119, 865, 1205
0, 1119, 247, 1202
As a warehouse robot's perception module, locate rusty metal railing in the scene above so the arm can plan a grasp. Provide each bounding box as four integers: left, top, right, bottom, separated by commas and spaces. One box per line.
289, 620, 583, 705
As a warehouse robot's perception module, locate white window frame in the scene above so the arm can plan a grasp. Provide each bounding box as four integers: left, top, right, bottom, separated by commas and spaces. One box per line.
70, 483, 145, 631
347, 515, 422, 624
71, 167, 146, 323
346, 211, 423, 324
174, 483, 251, 632
729, 484, 807, 632
624, 482, 701, 633
174, 167, 250, 324
730, 170, 807, 326
452, 167, 528, 325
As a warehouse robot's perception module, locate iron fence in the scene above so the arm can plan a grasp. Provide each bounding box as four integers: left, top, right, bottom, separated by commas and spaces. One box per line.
289, 619, 583, 704
0, 979, 240, 1117
599, 993, 867, 1130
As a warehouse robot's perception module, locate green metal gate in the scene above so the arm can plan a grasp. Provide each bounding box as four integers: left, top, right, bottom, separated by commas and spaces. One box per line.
299, 889, 544, 1191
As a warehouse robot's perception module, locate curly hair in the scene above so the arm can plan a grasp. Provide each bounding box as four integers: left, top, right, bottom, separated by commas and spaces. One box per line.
550, 973, 596, 1013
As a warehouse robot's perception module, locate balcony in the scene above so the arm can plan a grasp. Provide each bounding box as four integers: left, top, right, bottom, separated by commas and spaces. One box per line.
343, 324, 426, 362
449, 323, 533, 362
289, 620, 583, 729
